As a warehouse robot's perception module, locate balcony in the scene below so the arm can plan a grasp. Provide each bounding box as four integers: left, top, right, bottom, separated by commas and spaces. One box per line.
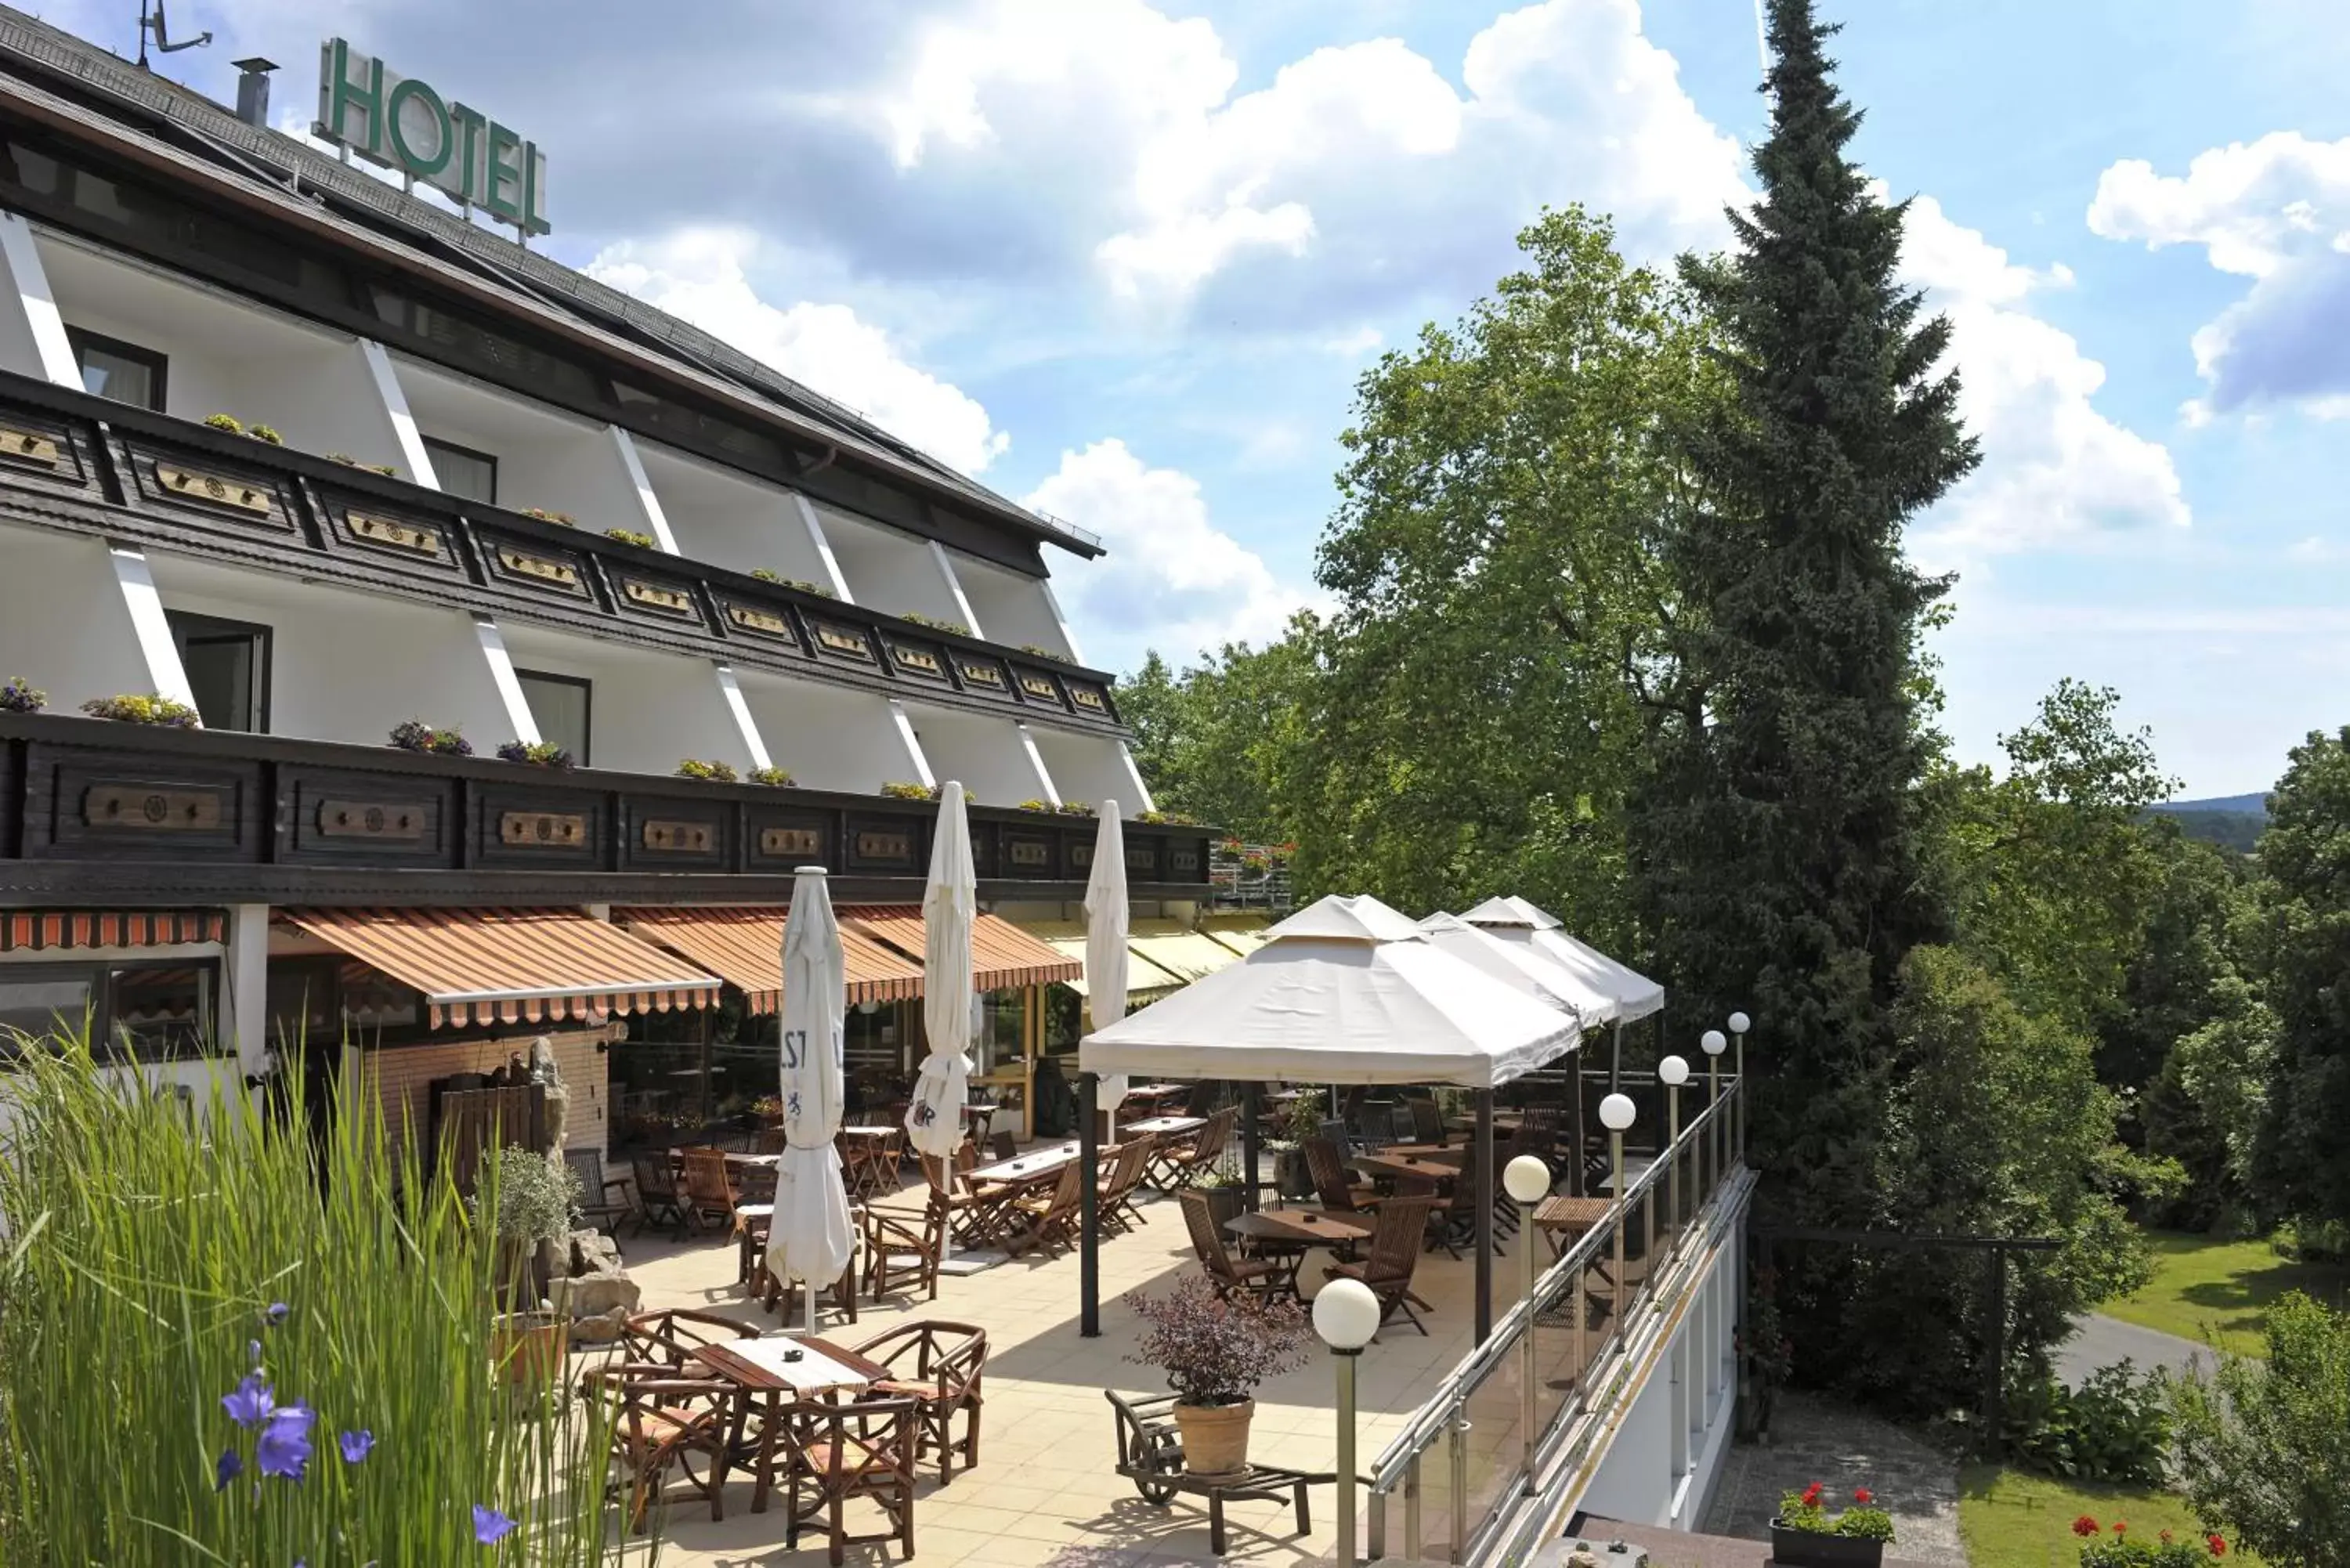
0, 367, 1130, 749
0, 709, 1215, 905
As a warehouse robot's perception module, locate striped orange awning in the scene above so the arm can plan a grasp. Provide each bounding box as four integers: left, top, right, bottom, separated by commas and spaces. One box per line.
280, 907, 723, 1030
837, 905, 1082, 992
615, 906, 925, 1011
0, 909, 224, 951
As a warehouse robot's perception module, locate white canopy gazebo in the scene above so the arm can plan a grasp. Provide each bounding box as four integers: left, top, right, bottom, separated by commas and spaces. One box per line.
1076, 893, 1582, 1339
1459, 894, 1665, 1089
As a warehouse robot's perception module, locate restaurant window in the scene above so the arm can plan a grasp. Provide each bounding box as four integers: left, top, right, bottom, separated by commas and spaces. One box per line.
108, 965, 215, 1060
515, 670, 591, 765
166, 610, 270, 732
977, 988, 1025, 1074
0, 966, 95, 1050
421, 436, 498, 507
66, 326, 167, 412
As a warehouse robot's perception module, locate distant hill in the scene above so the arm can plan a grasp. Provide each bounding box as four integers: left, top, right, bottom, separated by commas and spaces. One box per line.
2152, 793, 2269, 817
2147, 793, 2269, 855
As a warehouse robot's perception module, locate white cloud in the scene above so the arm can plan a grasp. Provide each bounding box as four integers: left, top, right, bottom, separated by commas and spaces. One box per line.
2089, 132, 2350, 416
583, 229, 1010, 476
1898, 192, 2189, 561
1022, 439, 1312, 660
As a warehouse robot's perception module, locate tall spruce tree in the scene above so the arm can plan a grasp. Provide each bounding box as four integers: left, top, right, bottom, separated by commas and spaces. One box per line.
1632, 0, 1978, 1384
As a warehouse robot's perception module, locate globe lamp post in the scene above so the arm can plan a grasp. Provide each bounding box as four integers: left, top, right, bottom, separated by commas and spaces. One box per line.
1314, 1276, 1381, 1568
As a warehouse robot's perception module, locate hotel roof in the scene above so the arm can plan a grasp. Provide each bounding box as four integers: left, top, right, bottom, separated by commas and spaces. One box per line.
0, 5, 1104, 561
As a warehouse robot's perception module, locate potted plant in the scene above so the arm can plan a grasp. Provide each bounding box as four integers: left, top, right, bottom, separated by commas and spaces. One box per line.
604, 527, 655, 548
748, 765, 794, 786
496, 740, 574, 769
81, 694, 201, 727
475, 1147, 580, 1384
1193, 1163, 1248, 1231
1269, 1097, 1321, 1201
0, 677, 44, 714
1771, 1483, 1895, 1568
675, 758, 738, 782
1123, 1275, 1308, 1477
388, 718, 472, 756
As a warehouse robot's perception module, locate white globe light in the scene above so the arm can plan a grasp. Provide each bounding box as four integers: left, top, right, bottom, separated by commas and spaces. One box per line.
1313, 1276, 1383, 1350
1701, 1028, 1727, 1057
1658, 1054, 1690, 1087
1598, 1093, 1637, 1132
1503, 1154, 1552, 1205
1728, 1011, 1751, 1035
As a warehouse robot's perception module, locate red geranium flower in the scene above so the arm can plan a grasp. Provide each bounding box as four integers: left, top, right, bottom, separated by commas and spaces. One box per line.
2115, 1522, 2128, 1537
2160, 1532, 2174, 1545
2073, 1516, 2101, 1538
2208, 1537, 2227, 1557
1802, 1483, 1824, 1508
1853, 1489, 1874, 1505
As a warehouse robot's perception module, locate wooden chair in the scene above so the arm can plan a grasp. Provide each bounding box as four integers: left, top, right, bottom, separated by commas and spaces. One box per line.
1306, 1136, 1379, 1213
783, 1392, 920, 1566
620, 1306, 757, 1368
1150, 1106, 1236, 1191
1001, 1162, 1083, 1258
986, 1128, 1018, 1163
921, 1151, 1010, 1249
863, 1194, 945, 1303
631, 1152, 691, 1237
578, 1360, 736, 1533
750, 1127, 788, 1155
678, 1147, 739, 1232
1407, 1098, 1448, 1147
735, 1208, 860, 1324
1323, 1195, 1438, 1337
854, 1321, 989, 1485
1430, 1169, 1485, 1259
1095, 1137, 1154, 1234
563, 1148, 635, 1235
1179, 1190, 1294, 1303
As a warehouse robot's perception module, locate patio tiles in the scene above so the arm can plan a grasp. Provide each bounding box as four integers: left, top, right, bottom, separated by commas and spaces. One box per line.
617, 1158, 1556, 1565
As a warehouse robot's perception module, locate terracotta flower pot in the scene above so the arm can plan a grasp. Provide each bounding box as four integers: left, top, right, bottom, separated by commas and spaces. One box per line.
493, 1310, 569, 1386
1173, 1398, 1255, 1476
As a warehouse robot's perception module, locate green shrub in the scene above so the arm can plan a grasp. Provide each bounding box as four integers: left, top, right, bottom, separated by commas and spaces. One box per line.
0, 1035, 626, 1563
748, 766, 794, 786
879, 782, 935, 800
2076, 1529, 2229, 1568
2171, 1291, 2350, 1568
202, 412, 244, 434
2005, 1363, 2172, 1487
604, 528, 655, 549
674, 758, 739, 783
248, 423, 283, 445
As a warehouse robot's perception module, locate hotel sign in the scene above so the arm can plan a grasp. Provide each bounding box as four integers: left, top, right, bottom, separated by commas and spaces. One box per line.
315, 38, 551, 236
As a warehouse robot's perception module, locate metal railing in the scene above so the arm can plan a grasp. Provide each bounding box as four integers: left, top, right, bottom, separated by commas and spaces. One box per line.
1365, 1073, 1748, 1566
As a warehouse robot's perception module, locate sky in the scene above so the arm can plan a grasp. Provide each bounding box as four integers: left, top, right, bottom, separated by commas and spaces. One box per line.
56, 0, 2350, 797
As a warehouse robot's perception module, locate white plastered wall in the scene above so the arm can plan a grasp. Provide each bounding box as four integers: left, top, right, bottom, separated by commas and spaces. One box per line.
0, 521, 182, 709
901, 703, 1053, 808
391, 359, 646, 530
494, 622, 753, 776
139, 553, 515, 747
632, 439, 837, 587
1029, 728, 1149, 815
815, 504, 967, 627
733, 668, 927, 793
953, 552, 1076, 657
35, 234, 407, 472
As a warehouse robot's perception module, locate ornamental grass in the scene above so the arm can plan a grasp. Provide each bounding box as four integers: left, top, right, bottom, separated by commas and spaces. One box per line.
0, 1033, 640, 1563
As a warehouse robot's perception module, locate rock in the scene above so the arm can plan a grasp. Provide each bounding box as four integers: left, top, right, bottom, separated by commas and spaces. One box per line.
569, 1229, 622, 1277
569, 1307, 632, 1345
562, 1270, 640, 1321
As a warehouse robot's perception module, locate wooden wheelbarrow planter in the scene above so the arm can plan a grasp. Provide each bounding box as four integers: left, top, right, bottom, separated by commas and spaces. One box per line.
1106, 1389, 1337, 1555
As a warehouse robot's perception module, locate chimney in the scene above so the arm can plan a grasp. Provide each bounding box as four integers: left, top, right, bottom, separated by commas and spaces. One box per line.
231, 56, 277, 128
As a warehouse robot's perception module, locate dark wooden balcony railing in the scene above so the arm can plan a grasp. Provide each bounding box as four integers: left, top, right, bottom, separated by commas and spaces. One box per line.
0, 712, 1212, 907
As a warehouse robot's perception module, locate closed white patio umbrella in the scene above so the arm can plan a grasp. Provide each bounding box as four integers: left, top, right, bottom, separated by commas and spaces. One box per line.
1083, 800, 1131, 1115
906, 781, 977, 1162
769, 865, 854, 1332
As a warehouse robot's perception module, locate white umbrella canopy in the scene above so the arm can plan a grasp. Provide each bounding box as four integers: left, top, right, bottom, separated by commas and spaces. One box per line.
769, 866, 854, 1321
1419, 912, 1617, 1024
1459, 894, 1665, 1024
1080, 892, 1579, 1088
906, 782, 978, 1159
1082, 800, 1132, 1111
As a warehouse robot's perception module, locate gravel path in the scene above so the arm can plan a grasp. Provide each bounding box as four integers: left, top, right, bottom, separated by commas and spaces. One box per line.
1699, 1392, 1966, 1568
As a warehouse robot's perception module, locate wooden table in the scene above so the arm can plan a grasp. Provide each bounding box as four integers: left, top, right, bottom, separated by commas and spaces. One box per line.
1382, 1143, 1464, 1165
971, 1141, 1079, 1186
1226, 1209, 1373, 1248
1123, 1115, 1204, 1138
1531, 1195, 1611, 1259
1349, 1152, 1459, 1188
1447, 1111, 1528, 1135
692, 1334, 891, 1513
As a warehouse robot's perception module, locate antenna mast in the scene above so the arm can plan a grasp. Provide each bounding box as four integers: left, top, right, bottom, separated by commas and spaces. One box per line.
136, 0, 213, 70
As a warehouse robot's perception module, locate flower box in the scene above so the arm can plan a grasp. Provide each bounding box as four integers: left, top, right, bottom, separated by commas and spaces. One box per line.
1771, 1521, 1886, 1568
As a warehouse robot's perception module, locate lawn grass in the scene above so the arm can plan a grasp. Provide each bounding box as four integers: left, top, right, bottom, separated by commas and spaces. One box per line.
1957, 1464, 2250, 1568
2099, 1231, 2350, 1356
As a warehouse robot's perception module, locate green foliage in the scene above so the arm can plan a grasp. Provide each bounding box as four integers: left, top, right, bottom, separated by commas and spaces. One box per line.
2144, 980, 2276, 1229
81, 692, 201, 726
248, 423, 283, 445
2160, 811, 2264, 856
2078, 1534, 2231, 1568
748, 765, 794, 786
2169, 1291, 2350, 1568
603, 527, 655, 548
470, 1145, 580, 1245
1778, 1483, 1896, 1542
495, 739, 573, 768
2005, 1364, 2173, 1487
0, 1037, 625, 1563
386, 718, 472, 756
674, 757, 739, 782
897, 612, 971, 636
0, 675, 45, 712
879, 781, 937, 800
1850, 946, 2147, 1414
1018, 643, 1060, 659
2102, 1231, 2350, 1356
1120, 637, 1317, 844
522, 507, 575, 526
2247, 728, 2350, 1231
203, 411, 243, 433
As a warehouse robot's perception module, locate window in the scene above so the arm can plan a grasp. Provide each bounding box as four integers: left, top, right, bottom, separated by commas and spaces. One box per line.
421, 436, 498, 507
166, 611, 270, 733
515, 670, 591, 764
0, 968, 95, 1047
108, 966, 213, 1060
0, 961, 223, 1063
66, 326, 167, 411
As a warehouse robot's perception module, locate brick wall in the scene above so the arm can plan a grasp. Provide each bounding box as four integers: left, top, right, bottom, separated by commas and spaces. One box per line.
352, 1030, 610, 1157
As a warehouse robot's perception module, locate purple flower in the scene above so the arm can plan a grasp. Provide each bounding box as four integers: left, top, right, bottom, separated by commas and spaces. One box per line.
263, 1301, 290, 1327
213, 1448, 242, 1490
338, 1429, 374, 1464
255, 1404, 316, 1481
473, 1505, 516, 1545
222, 1373, 274, 1429
248, 1339, 263, 1365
